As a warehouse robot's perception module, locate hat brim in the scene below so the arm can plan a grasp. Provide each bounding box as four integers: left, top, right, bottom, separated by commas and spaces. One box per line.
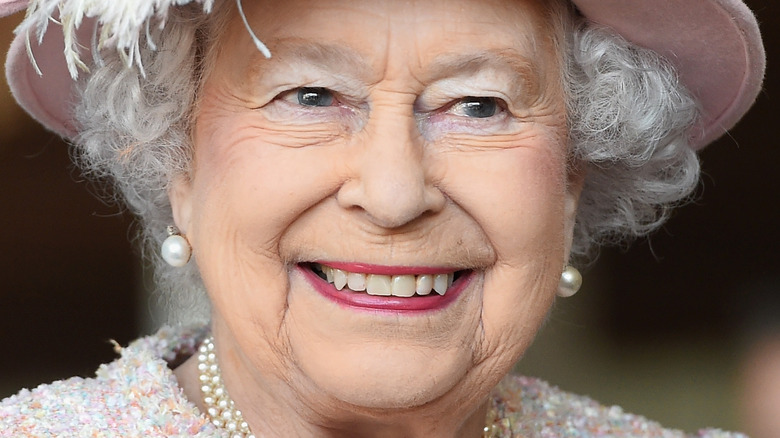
5, 12, 92, 139
572, 0, 765, 149
3, 0, 766, 148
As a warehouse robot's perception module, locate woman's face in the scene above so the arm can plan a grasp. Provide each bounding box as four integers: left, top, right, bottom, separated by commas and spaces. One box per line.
172, 0, 579, 421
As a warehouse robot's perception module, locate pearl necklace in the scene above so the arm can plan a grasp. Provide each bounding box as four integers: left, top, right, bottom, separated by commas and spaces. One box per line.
198, 336, 507, 438
198, 336, 255, 438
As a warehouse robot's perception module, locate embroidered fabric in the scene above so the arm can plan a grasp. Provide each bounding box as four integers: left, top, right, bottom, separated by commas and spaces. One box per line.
0, 326, 746, 437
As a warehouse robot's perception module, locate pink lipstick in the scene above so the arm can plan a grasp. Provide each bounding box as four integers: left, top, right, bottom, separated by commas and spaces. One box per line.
298, 263, 473, 313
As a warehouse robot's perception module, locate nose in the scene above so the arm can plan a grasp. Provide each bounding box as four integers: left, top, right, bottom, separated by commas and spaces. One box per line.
337, 110, 446, 229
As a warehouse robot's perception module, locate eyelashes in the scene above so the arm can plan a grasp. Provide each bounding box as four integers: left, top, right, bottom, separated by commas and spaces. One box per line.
445, 96, 504, 119
279, 87, 337, 108
265, 86, 516, 136
275, 87, 507, 117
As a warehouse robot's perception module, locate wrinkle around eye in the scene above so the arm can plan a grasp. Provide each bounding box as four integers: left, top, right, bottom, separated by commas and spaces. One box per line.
419, 111, 519, 140
434, 132, 553, 152
240, 118, 351, 149
260, 97, 366, 132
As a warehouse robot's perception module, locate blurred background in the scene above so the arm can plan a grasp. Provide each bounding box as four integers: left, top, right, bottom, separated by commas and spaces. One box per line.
1, 1, 778, 435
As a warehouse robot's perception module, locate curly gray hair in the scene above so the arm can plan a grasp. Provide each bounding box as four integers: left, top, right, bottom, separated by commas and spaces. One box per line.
73, 0, 699, 324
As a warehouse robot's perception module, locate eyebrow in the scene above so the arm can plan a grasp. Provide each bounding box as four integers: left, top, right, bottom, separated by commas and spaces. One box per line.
254, 41, 543, 99
424, 49, 543, 99
254, 40, 374, 81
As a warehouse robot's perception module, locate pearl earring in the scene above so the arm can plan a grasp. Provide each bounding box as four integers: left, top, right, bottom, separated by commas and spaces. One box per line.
557, 266, 582, 298
161, 226, 192, 267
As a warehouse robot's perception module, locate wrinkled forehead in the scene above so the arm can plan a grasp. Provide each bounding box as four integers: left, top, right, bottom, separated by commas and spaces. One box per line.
210, 0, 565, 82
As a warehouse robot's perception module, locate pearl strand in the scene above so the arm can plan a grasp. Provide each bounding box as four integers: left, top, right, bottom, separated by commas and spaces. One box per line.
198, 336, 256, 438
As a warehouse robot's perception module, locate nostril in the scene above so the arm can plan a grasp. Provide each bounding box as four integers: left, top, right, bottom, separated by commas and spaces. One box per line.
337, 182, 446, 230
335, 137, 445, 229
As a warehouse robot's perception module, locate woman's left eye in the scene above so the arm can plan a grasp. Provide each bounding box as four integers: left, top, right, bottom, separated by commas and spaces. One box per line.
449, 97, 502, 118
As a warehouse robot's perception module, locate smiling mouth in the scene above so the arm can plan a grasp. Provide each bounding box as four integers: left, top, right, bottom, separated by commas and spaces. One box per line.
306, 263, 468, 298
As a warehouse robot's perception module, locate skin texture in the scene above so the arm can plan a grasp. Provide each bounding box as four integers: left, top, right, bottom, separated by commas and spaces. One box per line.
172, 0, 583, 436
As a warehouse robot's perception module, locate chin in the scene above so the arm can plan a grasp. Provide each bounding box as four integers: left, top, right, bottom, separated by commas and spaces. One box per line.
282, 265, 487, 410
300, 344, 474, 410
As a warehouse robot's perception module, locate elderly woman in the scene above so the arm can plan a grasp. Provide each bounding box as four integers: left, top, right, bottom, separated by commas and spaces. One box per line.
0, 0, 765, 436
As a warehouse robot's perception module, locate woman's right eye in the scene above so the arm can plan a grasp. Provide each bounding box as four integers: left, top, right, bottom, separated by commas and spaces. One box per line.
291, 87, 335, 107
265, 86, 363, 129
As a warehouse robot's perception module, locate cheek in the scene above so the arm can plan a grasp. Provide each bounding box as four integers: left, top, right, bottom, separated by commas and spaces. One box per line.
189, 112, 349, 252
439, 145, 567, 262
438, 141, 567, 363
185, 111, 351, 334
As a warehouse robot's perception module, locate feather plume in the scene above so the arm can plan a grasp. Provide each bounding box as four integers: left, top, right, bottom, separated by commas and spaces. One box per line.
15, 0, 216, 79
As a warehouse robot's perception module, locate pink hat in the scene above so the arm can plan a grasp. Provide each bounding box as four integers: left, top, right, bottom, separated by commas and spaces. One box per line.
2, 0, 765, 149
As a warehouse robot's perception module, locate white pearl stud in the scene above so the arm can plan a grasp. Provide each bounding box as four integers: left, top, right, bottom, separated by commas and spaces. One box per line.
161, 226, 192, 267
557, 265, 582, 298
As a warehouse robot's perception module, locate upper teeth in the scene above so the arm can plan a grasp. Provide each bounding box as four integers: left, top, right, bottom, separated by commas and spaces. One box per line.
317, 264, 455, 297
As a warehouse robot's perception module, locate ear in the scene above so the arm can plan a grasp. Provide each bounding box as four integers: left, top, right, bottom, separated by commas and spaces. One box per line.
169, 175, 194, 235
562, 161, 586, 263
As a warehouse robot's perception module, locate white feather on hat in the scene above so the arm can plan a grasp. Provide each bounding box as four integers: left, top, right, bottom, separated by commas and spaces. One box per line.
18, 0, 215, 78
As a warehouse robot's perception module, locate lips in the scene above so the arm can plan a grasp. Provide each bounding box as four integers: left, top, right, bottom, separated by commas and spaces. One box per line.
299, 263, 473, 312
